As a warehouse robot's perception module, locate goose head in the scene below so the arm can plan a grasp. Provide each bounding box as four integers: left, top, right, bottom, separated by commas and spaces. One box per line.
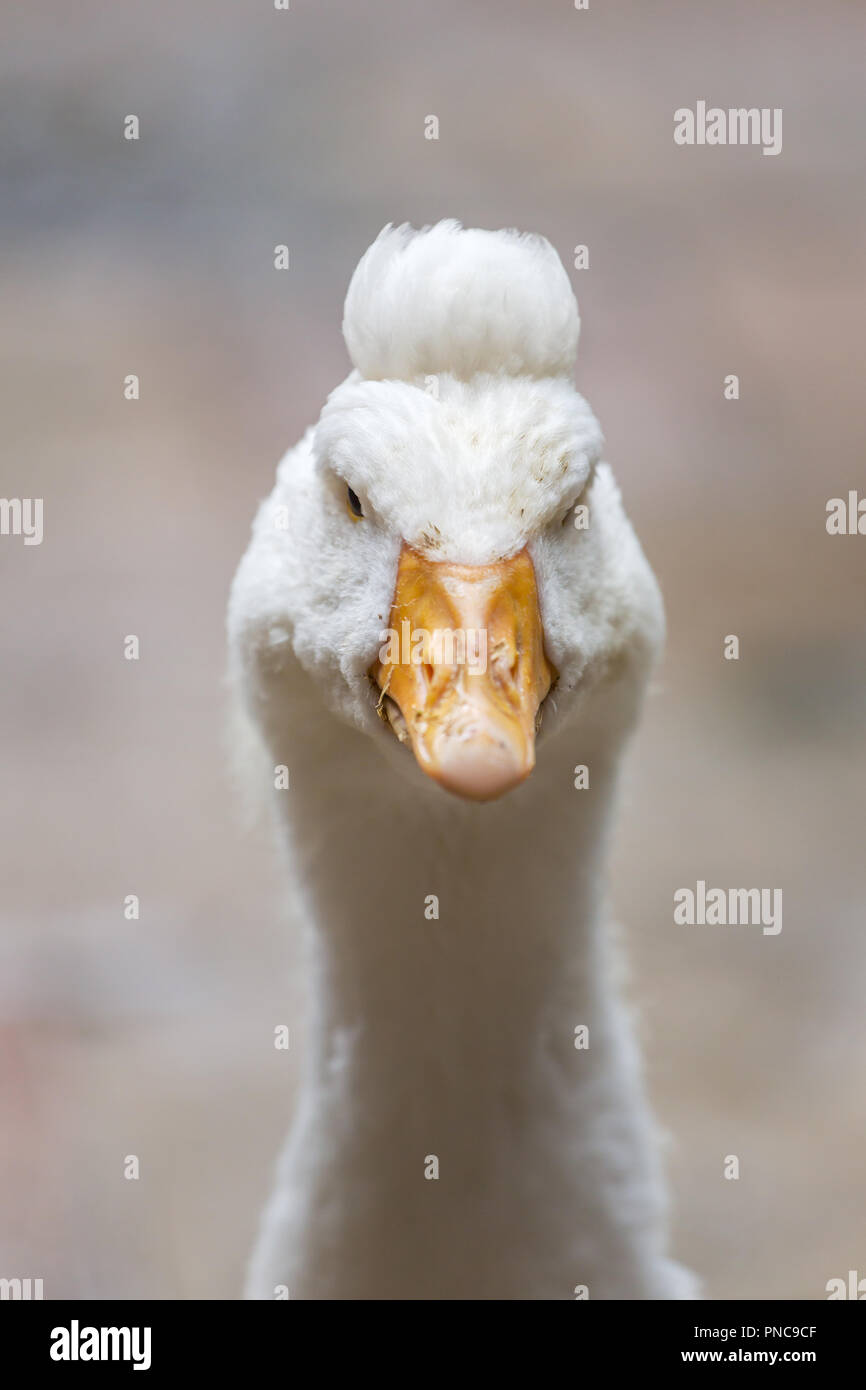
230, 221, 664, 802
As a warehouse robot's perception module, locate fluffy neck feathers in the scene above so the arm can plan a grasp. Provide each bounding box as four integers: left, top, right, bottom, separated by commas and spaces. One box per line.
245, 683, 682, 1298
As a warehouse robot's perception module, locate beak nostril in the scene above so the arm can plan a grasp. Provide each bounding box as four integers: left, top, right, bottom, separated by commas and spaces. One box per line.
490, 637, 520, 685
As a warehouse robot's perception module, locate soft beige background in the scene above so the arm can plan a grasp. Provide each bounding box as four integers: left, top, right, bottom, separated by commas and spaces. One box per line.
2, 0, 864, 1298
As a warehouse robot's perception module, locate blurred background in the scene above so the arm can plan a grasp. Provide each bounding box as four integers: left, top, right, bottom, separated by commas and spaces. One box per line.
1, 0, 864, 1298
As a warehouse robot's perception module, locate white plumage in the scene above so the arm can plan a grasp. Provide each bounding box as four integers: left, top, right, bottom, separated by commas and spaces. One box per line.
343, 220, 580, 381
229, 221, 696, 1299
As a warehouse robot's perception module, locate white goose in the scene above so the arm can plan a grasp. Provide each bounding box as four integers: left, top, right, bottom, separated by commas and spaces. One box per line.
229, 221, 696, 1300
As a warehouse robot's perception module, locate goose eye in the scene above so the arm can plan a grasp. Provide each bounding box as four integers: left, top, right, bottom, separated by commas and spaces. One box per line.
346, 485, 364, 520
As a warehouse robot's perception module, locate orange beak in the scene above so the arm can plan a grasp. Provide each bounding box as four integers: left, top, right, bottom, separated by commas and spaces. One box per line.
370, 544, 555, 801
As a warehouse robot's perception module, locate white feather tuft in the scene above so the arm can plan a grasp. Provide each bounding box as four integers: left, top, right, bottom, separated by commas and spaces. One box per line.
342, 220, 579, 382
